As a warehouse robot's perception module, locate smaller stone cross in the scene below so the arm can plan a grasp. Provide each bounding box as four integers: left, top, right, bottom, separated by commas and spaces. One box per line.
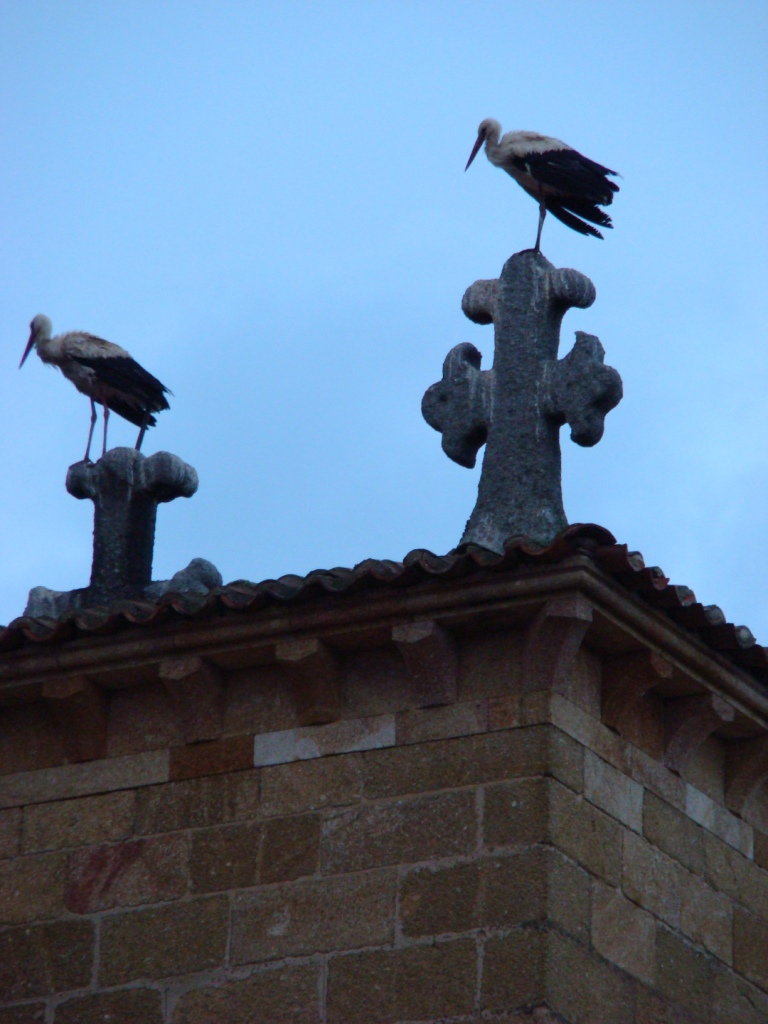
24, 448, 220, 617
422, 249, 623, 551
67, 448, 199, 604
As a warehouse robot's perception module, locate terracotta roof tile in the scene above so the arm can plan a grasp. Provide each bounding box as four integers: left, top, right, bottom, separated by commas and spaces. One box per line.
2, 524, 767, 692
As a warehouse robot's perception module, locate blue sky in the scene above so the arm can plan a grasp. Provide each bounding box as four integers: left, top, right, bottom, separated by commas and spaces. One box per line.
1, 2, 767, 638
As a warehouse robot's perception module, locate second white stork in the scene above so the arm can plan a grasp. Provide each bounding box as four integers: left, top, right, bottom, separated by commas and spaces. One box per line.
19, 315, 171, 462
465, 118, 620, 251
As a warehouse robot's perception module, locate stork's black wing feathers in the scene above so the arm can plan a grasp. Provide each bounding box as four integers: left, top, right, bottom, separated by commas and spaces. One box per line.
512, 150, 619, 206
550, 195, 613, 229
73, 356, 171, 412
102, 394, 159, 429
545, 204, 605, 239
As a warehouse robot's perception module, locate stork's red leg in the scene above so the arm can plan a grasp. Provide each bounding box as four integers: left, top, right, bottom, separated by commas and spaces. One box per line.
85, 399, 97, 462
535, 201, 547, 252
102, 404, 110, 456
135, 409, 150, 451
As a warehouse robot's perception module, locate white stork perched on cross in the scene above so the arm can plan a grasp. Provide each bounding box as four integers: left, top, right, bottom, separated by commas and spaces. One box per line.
465, 119, 620, 251
20, 314, 171, 462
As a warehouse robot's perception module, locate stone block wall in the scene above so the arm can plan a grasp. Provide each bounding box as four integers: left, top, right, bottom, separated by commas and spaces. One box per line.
0, 583, 767, 1022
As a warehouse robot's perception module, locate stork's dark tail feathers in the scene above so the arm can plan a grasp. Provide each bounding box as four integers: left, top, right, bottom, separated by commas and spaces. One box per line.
546, 200, 614, 239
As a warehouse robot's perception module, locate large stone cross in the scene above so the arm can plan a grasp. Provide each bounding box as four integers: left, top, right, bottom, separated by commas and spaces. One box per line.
422, 249, 623, 551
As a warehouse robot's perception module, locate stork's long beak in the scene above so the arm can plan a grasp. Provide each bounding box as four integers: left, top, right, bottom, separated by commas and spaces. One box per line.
19, 335, 34, 369
465, 133, 484, 171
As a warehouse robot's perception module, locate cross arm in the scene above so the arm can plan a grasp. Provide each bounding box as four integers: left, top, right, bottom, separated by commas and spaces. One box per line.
421, 343, 491, 468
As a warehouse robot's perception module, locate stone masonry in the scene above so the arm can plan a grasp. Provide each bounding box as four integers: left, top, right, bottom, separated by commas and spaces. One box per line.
0, 555, 766, 1022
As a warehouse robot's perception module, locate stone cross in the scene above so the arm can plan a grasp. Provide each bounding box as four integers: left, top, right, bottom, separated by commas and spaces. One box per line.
66, 448, 199, 605
23, 447, 221, 618
422, 249, 623, 552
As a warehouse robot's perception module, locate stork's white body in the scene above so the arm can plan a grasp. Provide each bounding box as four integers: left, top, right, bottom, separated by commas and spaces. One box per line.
20, 315, 171, 462
466, 119, 619, 250
31, 329, 131, 394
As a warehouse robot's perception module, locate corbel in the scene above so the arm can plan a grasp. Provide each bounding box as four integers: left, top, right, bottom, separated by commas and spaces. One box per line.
42, 676, 108, 762
522, 594, 593, 694
392, 620, 458, 706
159, 655, 225, 743
602, 650, 674, 732
663, 692, 735, 773
725, 735, 768, 815
275, 637, 341, 726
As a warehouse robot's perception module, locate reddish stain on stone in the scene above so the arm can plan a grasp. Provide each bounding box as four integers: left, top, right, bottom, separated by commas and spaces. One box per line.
65, 841, 144, 914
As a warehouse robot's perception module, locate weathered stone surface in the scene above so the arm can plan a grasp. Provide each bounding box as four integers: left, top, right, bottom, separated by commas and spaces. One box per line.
712, 968, 768, 1024
0, 851, 67, 924
169, 735, 253, 781
602, 650, 674, 732
423, 250, 621, 548
189, 822, 261, 893
391, 620, 458, 706
55, 989, 164, 1024
704, 830, 768, 922
680, 872, 732, 964
458, 629, 524, 703
144, 556, 222, 600
326, 948, 397, 1023
547, 930, 635, 1024
320, 790, 476, 874
634, 989, 701, 1024
66, 834, 190, 913
584, 748, 643, 831
0, 809, 21, 858
396, 699, 486, 745
656, 925, 714, 1020
550, 780, 623, 885
22, 790, 134, 853
261, 813, 321, 883
363, 726, 557, 800
482, 927, 545, 1010
725, 736, 768, 816
733, 907, 768, 991
99, 896, 229, 985
275, 636, 341, 726
260, 753, 363, 817
42, 677, 108, 762
483, 847, 590, 938
399, 859, 481, 937
398, 845, 589, 944
0, 919, 94, 1000
253, 714, 395, 768
134, 770, 260, 834
159, 655, 224, 744
0, 1006, 46, 1023
231, 870, 395, 964
327, 940, 476, 1023
643, 790, 706, 875
172, 963, 320, 1024
0, 751, 169, 810
524, 596, 595, 697
591, 880, 656, 985
686, 783, 753, 856
754, 827, 768, 871
395, 940, 477, 1020
664, 692, 735, 773
623, 831, 685, 928
484, 777, 548, 849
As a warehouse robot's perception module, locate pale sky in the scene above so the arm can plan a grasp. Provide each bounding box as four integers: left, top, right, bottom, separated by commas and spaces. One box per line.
1, 2, 767, 639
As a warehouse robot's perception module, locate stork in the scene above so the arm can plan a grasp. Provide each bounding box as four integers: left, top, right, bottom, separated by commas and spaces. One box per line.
465, 119, 620, 251
19, 314, 171, 462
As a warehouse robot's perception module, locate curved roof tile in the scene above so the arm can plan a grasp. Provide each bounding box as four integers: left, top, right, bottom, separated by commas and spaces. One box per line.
2, 524, 766, 692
